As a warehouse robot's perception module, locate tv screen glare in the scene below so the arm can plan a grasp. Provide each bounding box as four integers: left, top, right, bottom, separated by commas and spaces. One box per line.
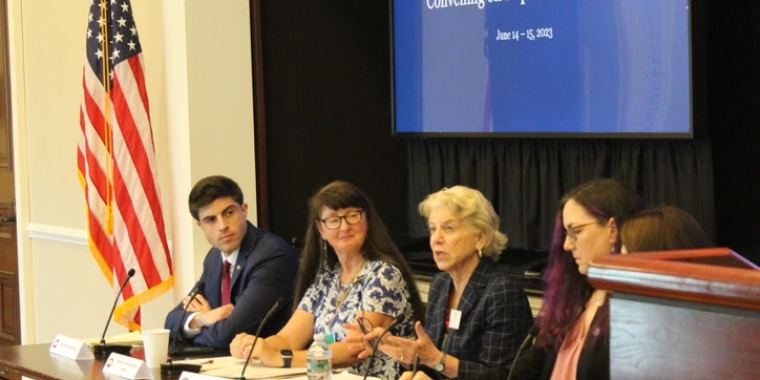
391, 0, 698, 138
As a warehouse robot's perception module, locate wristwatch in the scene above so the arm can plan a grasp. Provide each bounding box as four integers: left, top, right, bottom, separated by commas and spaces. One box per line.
434, 353, 446, 372
279, 349, 293, 368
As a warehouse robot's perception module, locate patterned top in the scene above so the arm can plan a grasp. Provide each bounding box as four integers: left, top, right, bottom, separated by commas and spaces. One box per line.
300, 260, 415, 380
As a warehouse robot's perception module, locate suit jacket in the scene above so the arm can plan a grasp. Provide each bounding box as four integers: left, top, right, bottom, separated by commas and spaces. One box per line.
424, 259, 534, 378
465, 303, 609, 380
507, 303, 609, 380
164, 221, 299, 349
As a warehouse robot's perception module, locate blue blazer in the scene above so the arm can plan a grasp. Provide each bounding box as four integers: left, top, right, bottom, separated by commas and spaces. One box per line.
164, 221, 299, 349
424, 259, 534, 378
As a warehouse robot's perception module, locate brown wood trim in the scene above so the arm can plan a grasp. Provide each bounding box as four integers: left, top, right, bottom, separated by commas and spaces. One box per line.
250, 0, 269, 229
0, 0, 13, 172
588, 247, 760, 311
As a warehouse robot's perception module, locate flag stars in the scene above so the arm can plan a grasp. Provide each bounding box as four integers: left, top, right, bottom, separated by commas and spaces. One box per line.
110, 49, 121, 62
95, 49, 104, 60
127, 40, 136, 51
114, 32, 124, 43
117, 17, 127, 27
121, 2, 130, 12
130, 25, 138, 36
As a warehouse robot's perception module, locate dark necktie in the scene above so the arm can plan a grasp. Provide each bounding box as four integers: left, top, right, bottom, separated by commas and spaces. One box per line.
221, 260, 232, 305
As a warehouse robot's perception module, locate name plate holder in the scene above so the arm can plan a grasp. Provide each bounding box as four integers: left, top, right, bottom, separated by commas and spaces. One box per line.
102, 352, 153, 379
178, 372, 228, 380
49, 334, 94, 360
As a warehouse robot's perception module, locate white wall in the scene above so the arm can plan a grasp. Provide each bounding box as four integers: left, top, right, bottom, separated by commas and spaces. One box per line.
8, 0, 257, 343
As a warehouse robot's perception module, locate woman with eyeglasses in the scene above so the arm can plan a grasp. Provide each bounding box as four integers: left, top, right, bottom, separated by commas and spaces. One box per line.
349, 185, 533, 380
511, 178, 645, 380
229, 181, 425, 380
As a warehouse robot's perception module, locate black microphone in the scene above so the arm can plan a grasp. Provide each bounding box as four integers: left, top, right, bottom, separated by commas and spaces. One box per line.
239, 297, 287, 380
93, 268, 136, 360
361, 314, 405, 380
160, 279, 206, 376
506, 325, 539, 380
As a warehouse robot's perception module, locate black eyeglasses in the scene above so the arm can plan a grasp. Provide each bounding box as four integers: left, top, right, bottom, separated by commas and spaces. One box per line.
320, 209, 364, 230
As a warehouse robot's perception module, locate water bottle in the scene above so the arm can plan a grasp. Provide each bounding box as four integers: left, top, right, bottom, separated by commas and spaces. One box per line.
306, 333, 332, 380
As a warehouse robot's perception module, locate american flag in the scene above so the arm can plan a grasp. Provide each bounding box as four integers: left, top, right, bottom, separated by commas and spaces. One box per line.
77, 0, 173, 331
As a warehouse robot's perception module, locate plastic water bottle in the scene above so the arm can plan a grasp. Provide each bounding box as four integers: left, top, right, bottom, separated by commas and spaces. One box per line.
306, 333, 332, 380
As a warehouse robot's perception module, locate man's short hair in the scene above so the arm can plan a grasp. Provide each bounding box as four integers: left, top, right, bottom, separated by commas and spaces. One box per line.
188, 175, 244, 220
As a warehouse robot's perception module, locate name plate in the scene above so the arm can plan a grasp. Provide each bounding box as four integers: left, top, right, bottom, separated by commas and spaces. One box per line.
49, 334, 94, 360
102, 352, 153, 379
178, 372, 229, 380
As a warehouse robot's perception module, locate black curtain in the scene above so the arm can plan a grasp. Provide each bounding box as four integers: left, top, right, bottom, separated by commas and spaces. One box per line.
407, 138, 714, 252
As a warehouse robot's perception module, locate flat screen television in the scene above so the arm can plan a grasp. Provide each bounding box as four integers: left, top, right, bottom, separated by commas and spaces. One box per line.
390, 0, 706, 138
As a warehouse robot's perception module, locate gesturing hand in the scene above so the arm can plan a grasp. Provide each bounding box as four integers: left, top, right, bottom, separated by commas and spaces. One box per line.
343, 320, 387, 359
381, 321, 441, 367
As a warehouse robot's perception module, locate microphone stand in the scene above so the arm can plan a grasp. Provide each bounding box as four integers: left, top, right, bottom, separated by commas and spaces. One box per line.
239, 297, 286, 379
160, 280, 206, 377
506, 325, 539, 380
361, 314, 404, 380
93, 269, 136, 360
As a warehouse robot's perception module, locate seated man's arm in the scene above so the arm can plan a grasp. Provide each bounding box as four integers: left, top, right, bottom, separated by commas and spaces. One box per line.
191, 241, 298, 349
164, 269, 215, 344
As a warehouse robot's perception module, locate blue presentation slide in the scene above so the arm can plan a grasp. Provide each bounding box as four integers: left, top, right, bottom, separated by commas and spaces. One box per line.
392, 0, 692, 135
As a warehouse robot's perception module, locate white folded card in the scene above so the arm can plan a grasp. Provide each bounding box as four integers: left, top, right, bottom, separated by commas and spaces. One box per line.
102, 352, 153, 379
49, 334, 94, 360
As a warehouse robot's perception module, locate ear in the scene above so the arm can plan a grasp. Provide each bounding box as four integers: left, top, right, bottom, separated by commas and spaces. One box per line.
316, 220, 327, 239
475, 230, 488, 252
241, 202, 249, 216
608, 217, 619, 245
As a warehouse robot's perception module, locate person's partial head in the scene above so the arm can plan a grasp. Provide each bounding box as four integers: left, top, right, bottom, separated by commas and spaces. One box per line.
557, 178, 644, 275
621, 206, 711, 253
188, 176, 248, 255
419, 186, 507, 270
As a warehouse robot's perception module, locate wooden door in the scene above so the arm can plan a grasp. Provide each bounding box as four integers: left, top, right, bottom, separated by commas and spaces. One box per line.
0, 0, 19, 347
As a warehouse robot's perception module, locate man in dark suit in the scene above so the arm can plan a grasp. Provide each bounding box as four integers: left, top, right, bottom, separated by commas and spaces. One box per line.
164, 175, 298, 349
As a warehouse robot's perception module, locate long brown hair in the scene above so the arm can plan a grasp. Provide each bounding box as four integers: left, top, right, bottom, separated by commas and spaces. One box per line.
294, 181, 426, 322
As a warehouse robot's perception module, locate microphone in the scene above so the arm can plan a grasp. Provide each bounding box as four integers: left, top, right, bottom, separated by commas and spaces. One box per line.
239, 297, 286, 380
93, 268, 136, 360
361, 314, 405, 380
506, 325, 539, 380
160, 279, 206, 377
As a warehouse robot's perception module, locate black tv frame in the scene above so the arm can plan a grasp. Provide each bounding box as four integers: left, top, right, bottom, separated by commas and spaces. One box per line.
388, 0, 709, 139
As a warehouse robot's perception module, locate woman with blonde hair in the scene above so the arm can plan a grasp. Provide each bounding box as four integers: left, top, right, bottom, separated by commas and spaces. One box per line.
352, 185, 533, 379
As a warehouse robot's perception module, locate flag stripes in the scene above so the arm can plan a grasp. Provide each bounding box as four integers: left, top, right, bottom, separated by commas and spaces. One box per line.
77, 0, 172, 331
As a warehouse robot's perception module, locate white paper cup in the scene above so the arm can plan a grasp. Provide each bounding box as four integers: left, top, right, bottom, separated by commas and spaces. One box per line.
141, 328, 170, 367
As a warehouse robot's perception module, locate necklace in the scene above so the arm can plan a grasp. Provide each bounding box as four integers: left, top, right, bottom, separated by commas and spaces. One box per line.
334, 273, 361, 310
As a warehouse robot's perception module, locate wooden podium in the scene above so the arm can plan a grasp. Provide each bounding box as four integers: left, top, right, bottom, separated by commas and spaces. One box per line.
587, 247, 760, 379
